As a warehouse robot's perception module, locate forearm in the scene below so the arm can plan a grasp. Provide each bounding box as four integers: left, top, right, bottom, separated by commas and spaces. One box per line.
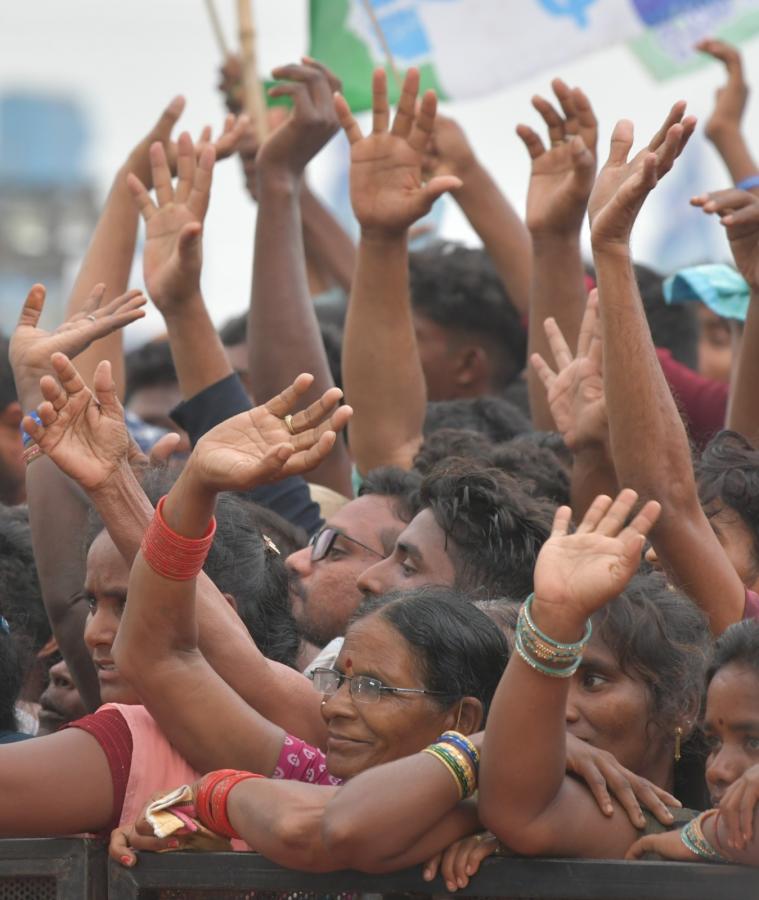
163, 296, 233, 400
570, 444, 618, 521
708, 128, 759, 186
528, 236, 587, 429
66, 167, 139, 399
593, 247, 693, 503
726, 288, 759, 443
300, 183, 356, 293
453, 163, 531, 317
343, 233, 426, 474
25, 458, 101, 710
250, 174, 352, 495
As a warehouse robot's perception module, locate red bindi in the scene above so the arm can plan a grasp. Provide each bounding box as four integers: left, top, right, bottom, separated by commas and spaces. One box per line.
345, 657, 353, 670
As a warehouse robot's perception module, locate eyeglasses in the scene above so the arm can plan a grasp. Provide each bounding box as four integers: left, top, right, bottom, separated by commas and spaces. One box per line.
311, 667, 448, 704
308, 527, 385, 562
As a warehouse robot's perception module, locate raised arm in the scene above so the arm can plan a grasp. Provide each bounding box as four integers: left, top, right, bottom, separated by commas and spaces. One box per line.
24, 358, 350, 773
423, 112, 531, 317
530, 291, 618, 518
248, 60, 352, 496
480, 491, 660, 858
697, 40, 758, 189
9, 284, 146, 709
691, 188, 759, 443
589, 107, 745, 633
519, 80, 598, 429
339, 68, 461, 474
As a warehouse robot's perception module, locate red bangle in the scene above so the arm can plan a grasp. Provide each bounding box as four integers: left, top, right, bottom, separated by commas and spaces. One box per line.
141, 495, 216, 581
195, 769, 263, 839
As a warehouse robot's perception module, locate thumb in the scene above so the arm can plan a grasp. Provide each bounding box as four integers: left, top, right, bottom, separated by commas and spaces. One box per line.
92, 360, 121, 414
17, 284, 47, 329
178, 223, 203, 262
570, 135, 595, 175
423, 174, 463, 204
149, 433, 183, 466
258, 442, 295, 478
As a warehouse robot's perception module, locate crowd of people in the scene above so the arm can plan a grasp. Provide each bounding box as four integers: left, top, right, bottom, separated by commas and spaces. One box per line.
2, 34, 759, 890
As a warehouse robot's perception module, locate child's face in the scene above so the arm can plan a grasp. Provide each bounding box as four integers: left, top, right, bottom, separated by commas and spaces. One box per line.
704, 662, 759, 806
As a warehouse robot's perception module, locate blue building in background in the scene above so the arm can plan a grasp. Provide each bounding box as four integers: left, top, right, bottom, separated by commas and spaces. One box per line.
0, 93, 97, 333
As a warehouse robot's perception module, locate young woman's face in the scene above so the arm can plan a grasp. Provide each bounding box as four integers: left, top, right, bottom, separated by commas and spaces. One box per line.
566, 633, 670, 784
82, 530, 140, 706
319, 614, 458, 781
704, 662, 759, 807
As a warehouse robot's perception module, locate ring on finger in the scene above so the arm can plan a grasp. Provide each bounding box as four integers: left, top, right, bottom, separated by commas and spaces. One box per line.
284, 414, 296, 435
86, 314, 97, 323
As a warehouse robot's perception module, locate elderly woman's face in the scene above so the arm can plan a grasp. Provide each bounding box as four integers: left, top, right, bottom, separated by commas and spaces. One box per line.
320, 614, 454, 780
82, 531, 140, 706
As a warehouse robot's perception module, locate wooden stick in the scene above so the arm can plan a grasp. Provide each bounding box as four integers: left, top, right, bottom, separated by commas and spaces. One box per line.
360, 0, 403, 92
204, 0, 230, 58
237, 0, 269, 139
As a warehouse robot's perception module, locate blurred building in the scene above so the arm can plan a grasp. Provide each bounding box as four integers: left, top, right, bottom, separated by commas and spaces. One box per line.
0, 93, 97, 334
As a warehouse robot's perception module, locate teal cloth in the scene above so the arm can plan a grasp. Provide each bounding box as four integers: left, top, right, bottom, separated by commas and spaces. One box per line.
663, 264, 750, 322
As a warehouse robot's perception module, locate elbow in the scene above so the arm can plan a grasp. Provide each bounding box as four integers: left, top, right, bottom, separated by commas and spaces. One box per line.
479, 796, 550, 858
320, 805, 379, 870
269, 810, 333, 872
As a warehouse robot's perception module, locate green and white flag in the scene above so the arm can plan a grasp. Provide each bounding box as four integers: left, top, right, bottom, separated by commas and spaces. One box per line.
308, 0, 759, 111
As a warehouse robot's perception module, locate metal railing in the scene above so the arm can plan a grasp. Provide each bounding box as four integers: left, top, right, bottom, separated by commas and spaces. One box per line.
0, 839, 106, 900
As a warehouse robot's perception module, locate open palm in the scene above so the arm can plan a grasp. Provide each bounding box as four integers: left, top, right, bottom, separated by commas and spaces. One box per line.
533, 491, 660, 622
22, 354, 130, 492
192, 374, 351, 493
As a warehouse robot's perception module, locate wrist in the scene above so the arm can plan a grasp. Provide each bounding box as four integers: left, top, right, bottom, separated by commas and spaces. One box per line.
159, 290, 207, 325
359, 227, 408, 248
530, 594, 589, 644
590, 240, 633, 262
256, 165, 302, 198
532, 231, 583, 252
449, 157, 486, 198
88, 456, 139, 502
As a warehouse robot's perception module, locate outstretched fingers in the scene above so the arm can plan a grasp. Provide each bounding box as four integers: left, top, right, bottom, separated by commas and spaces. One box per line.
16, 283, 48, 330
372, 67, 390, 134
408, 89, 438, 153
174, 132, 196, 204
264, 373, 316, 418
187, 143, 216, 221
576, 290, 600, 359
516, 123, 547, 161
543, 317, 573, 371
334, 93, 363, 145
391, 67, 421, 139
49, 352, 88, 397
150, 142, 174, 207
647, 101, 687, 152
607, 119, 634, 167
126, 172, 156, 222
594, 488, 640, 537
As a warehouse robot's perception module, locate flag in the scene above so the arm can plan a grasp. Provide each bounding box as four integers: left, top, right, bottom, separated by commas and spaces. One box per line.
308, 0, 759, 110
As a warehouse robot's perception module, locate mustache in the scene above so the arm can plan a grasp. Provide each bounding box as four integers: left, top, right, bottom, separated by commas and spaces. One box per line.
288, 571, 307, 604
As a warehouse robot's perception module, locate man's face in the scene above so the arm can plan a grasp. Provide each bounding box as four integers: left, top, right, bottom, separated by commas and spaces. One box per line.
356, 508, 457, 597
286, 495, 404, 646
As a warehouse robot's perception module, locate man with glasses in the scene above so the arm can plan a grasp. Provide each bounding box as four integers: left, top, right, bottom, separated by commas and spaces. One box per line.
287, 468, 421, 666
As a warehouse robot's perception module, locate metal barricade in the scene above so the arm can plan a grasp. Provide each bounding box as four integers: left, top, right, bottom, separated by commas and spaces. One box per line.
0, 839, 106, 900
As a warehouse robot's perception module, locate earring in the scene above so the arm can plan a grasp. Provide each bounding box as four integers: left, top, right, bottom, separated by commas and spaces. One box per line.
674, 725, 683, 762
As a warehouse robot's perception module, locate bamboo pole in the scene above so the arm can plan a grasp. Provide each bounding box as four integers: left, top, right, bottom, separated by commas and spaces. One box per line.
359, 0, 403, 92
237, 0, 269, 139
204, 0, 230, 57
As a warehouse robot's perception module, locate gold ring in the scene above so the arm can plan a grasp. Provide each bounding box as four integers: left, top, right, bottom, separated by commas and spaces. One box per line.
284, 414, 296, 435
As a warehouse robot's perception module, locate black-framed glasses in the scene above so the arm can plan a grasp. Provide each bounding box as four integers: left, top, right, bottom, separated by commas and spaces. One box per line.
312, 666, 448, 704
308, 527, 385, 562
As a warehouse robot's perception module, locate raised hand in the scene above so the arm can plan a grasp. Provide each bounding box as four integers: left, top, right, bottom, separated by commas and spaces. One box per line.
187, 374, 352, 493
691, 188, 759, 291
21, 353, 131, 492
127, 95, 248, 190
697, 39, 749, 145
589, 104, 696, 249
518, 79, 597, 237
530, 291, 607, 451
10, 283, 146, 404
256, 59, 342, 181
532, 489, 661, 628
128, 134, 214, 314
422, 112, 478, 183
335, 68, 462, 237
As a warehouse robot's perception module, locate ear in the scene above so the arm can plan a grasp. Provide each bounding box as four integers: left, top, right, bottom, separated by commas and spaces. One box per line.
453, 345, 490, 387
443, 696, 483, 736
0, 402, 23, 429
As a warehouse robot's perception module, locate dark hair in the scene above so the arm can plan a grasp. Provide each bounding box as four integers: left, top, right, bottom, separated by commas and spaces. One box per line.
419, 462, 553, 599
125, 341, 178, 403
707, 619, 759, 685
409, 243, 526, 389
356, 586, 509, 721
0, 333, 16, 412
86, 466, 300, 668
0, 629, 25, 733
359, 466, 422, 524
0, 506, 49, 653
594, 573, 711, 808
697, 430, 759, 580
413, 429, 569, 506
219, 313, 247, 347
424, 396, 531, 444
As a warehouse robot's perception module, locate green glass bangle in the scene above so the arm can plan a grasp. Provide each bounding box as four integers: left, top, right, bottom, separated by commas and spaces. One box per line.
515, 629, 582, 679
522, 593, 592, 653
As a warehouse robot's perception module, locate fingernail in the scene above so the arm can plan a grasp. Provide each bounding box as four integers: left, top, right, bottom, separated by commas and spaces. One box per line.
604, 804, 613, 814
120, 855, 133, 866
447, 883, 456, 893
